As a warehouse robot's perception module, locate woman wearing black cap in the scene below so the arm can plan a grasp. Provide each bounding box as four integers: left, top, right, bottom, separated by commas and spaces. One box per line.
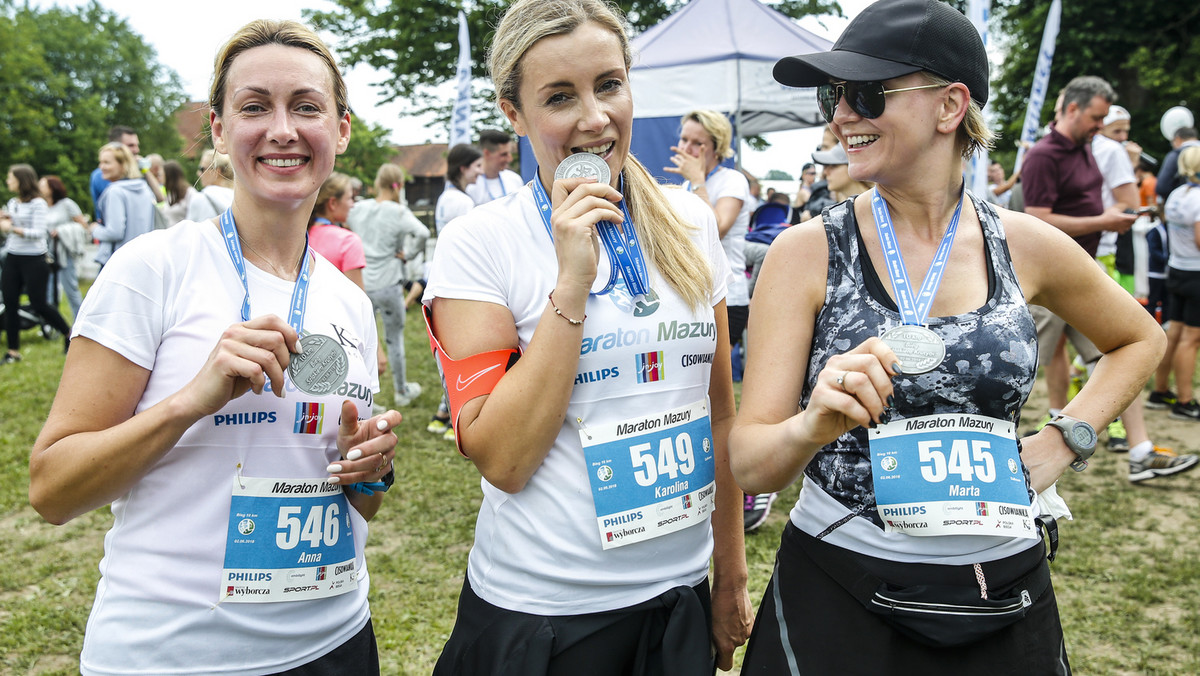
729, 0, 1163, 672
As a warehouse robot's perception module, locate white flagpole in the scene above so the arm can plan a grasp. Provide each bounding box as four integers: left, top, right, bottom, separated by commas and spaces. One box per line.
967, 0, 991, 199
1014, 0, 1062, 172
449, 10, 472, 148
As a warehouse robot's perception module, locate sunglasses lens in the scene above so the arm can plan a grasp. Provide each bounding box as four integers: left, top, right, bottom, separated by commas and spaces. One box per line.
817, 84, 838, 123
848, 82, 886, 119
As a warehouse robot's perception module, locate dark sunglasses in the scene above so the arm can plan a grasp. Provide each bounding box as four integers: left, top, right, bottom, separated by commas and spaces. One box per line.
817, 81, 947, 123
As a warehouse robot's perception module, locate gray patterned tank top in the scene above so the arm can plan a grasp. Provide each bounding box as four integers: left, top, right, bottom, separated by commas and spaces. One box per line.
802, 193, 1038, 529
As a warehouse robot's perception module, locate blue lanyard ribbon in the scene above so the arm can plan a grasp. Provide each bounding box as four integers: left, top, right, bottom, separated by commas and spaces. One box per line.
870, 183, 966, 326
485, 176, 508, 200
530, 172, 650, 296
219, 208, 314, 330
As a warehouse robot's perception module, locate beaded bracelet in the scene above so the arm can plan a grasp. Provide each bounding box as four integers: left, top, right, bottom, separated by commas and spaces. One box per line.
548, 291, 585, 325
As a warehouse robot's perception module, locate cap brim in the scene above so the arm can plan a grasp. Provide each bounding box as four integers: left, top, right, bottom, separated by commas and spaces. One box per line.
774, 51, 922, 88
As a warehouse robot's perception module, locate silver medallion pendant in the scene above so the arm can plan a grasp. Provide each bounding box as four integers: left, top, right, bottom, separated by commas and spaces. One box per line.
287, 333, 350, 395
554, 152, 612, 185
881, 325, 945, 375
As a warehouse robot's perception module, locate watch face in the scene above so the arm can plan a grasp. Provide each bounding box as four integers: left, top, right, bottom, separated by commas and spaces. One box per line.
1071, 424, 1097, 448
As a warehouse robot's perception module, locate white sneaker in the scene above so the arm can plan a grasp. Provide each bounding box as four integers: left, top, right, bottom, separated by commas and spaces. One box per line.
394, 381, 423, 407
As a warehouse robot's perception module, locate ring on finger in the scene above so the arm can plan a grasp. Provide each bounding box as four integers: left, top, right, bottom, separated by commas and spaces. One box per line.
835, 371, 847, 389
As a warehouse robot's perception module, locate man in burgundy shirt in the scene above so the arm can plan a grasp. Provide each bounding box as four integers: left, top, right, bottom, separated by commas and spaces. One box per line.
1023, 75, 1197, 482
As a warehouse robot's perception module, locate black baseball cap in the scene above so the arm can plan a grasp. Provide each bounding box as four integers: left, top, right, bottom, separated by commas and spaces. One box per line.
773, 0, 989, 106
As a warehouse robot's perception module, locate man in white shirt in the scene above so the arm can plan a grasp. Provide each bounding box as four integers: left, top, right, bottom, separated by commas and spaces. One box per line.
466, 129, 524, 205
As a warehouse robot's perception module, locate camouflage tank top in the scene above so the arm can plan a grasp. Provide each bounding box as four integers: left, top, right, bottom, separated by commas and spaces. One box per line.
802, 193, 1038, 530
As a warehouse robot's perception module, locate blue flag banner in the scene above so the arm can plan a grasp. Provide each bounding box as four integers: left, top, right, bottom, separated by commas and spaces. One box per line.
967, 0, 990, 198
1014, 0, 1061, 171
450, 10, 472, 148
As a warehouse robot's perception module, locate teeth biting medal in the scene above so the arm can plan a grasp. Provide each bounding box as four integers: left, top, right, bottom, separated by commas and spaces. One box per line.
555, 152, 611, 185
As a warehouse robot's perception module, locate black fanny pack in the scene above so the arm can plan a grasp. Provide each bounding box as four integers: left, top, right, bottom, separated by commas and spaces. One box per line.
798, 527, 1052, 648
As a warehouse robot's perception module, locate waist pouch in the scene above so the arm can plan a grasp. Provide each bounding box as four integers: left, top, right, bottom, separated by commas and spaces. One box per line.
797, 526, 1051, 648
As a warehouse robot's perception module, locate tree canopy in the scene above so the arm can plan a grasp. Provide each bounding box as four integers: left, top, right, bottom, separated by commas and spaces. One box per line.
0, 0, 186, 212
304, 0, 841, 137
990, 0, 1200, 168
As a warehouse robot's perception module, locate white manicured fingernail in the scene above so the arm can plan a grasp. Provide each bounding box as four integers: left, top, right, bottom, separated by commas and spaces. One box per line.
376, 419, 389, 431
328, 476, 340, 484
346, 449, 363, 461
326, 463, 342, 473
294, 340, 304, 354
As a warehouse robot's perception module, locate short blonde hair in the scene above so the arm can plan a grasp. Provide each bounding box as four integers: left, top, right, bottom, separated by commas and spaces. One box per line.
311, 172, 352, 224
209, 20, 348, 118
1178, 146, 1200, 182
99, 142, 139, 180
682, 110, 735, 160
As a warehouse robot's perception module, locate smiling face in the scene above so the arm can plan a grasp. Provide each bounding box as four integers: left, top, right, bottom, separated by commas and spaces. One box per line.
678, 119, 720, 173
210, 43, 351, 210
829, 73, 950, 186
463, 157, 484, 186
98, 148, 126, 181
499, 21, 632, 190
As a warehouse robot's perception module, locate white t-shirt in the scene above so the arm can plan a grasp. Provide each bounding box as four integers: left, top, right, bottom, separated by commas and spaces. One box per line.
1166, 184, 1200, 271
465, 169, 524, 206
704, 166, 752, 307
435, 183, 477, 234
424, 184, 729, 616
186, 185, 236, 222
1092, 134, 1137, 258
74, 221, 379, 675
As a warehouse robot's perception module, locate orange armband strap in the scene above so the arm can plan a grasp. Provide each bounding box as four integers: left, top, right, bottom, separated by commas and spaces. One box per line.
423, 305, 521, 457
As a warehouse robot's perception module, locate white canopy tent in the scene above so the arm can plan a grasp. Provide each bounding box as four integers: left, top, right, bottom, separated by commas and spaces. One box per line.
520, 0, 832, 182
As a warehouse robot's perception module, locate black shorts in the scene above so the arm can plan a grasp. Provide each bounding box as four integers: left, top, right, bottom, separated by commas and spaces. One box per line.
741, 523, 1071, 675
433, 574, 714, 676
1166, 267, 1200, 327
270, 617, 378, 676
727, 304, 749, 346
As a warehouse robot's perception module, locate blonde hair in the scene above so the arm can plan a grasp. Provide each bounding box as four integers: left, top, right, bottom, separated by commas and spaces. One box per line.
374, 163, 405, 200
920, 73, 994, 160
1178, 146, 1200, 182
489, 0, 712, 311
99, 142, 139, 180
200, 148, 235, 183
682, 110, 735, 160
209, 20, 348, 118
310, 172, 352, 225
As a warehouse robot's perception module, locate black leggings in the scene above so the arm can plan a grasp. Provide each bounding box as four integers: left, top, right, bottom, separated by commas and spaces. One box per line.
2, 252, 71, 351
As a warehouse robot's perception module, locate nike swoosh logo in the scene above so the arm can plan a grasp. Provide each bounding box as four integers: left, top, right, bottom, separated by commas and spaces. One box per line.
456, 364, 503, 391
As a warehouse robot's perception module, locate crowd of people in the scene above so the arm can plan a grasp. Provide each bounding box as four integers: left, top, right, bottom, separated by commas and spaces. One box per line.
5, 0, 1196, 673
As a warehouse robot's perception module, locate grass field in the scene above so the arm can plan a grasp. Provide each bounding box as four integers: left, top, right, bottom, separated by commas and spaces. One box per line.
1, 299, 1198, 675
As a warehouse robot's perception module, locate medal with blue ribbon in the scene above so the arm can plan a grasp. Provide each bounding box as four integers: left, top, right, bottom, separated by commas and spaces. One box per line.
871, 183, 966, 374
531, 170, 651, 297
218, 209, 348, 394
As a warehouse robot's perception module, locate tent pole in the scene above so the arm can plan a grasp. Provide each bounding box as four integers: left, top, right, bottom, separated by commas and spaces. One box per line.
735, 58, 744, 172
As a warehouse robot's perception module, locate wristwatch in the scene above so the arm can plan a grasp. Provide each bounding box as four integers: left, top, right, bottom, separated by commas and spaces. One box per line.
1045, 415, 1097, 472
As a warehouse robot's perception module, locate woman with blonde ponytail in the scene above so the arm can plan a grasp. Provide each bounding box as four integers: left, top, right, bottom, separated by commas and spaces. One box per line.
423, 0, 751, 673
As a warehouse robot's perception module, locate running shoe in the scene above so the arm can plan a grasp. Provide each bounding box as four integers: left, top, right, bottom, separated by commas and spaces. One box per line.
0, 352, 19, 365
394, 381, 423, 407
1146, 390, 1178, 409
1106, 419, 1129, 453
744, 493, 776, 532
427, 417, 450, 435
443, 427, 457, 442
1129, 448, 1200, 483
1169, 400, 1200, 421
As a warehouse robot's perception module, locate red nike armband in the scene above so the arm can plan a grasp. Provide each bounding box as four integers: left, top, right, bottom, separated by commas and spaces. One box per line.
423, 305, 521, 457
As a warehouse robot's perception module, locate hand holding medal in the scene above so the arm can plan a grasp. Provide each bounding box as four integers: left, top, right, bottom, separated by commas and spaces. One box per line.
800, 337, 902, 447
182, 314, 303, 417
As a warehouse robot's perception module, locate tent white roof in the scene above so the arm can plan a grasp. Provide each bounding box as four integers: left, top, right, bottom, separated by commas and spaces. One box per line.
629, 0, 833, 135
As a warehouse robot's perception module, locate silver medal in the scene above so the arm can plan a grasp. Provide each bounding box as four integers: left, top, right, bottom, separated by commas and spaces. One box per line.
881, 325, 945, 375
287, 333, 350, 395
554, 152, 611, 185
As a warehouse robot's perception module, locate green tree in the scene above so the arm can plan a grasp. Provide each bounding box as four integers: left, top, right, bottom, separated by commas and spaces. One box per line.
0, 1, 186, 212
990, 0, 1199, 168
765, 169, 794, 180
305, 0, 842, 139
338, 115, 403, 187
